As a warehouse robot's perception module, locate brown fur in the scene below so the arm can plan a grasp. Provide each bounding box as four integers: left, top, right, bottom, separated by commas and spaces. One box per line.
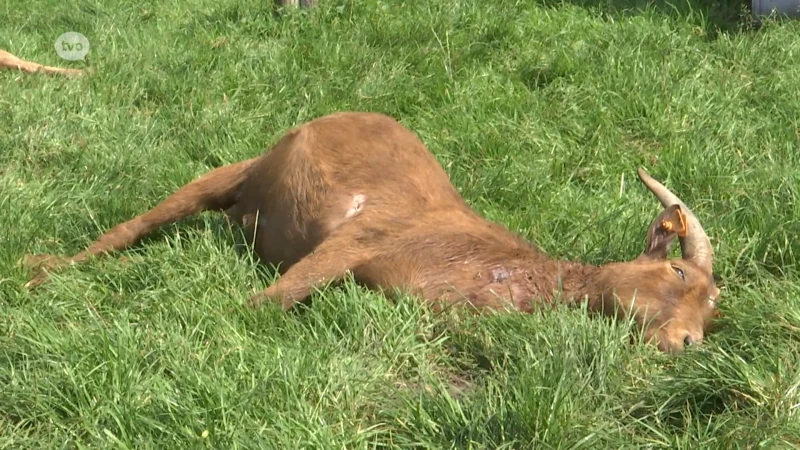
0, 49, 84, 76
22, 112, 722, 353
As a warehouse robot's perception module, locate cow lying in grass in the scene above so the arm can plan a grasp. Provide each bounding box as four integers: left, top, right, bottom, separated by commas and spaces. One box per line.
21, 111, 721, 353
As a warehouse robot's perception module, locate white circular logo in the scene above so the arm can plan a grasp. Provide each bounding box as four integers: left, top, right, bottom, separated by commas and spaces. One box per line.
54, 32, 90, 61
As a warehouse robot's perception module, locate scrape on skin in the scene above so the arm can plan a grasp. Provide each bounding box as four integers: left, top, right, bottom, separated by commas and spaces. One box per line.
344, 194, 366, 219
491, 267, 511, 283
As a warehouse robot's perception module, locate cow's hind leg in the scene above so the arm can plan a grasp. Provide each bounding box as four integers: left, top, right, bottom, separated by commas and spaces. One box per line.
248, 229, 374, 310
23, 158, 259, 288
0, 49, 84, 76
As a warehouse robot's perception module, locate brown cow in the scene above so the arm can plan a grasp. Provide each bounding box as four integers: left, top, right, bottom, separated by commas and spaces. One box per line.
22, 112, 721, 353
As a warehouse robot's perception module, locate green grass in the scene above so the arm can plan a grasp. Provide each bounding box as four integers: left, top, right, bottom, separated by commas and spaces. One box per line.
2, 0, 800, 447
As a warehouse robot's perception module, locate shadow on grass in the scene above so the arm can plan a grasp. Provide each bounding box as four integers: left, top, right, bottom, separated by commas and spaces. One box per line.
150, 214, 284, 280
508, 0, 749, 39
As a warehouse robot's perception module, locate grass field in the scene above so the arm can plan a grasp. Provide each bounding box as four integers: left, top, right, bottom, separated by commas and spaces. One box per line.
3, 0, 800, 447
